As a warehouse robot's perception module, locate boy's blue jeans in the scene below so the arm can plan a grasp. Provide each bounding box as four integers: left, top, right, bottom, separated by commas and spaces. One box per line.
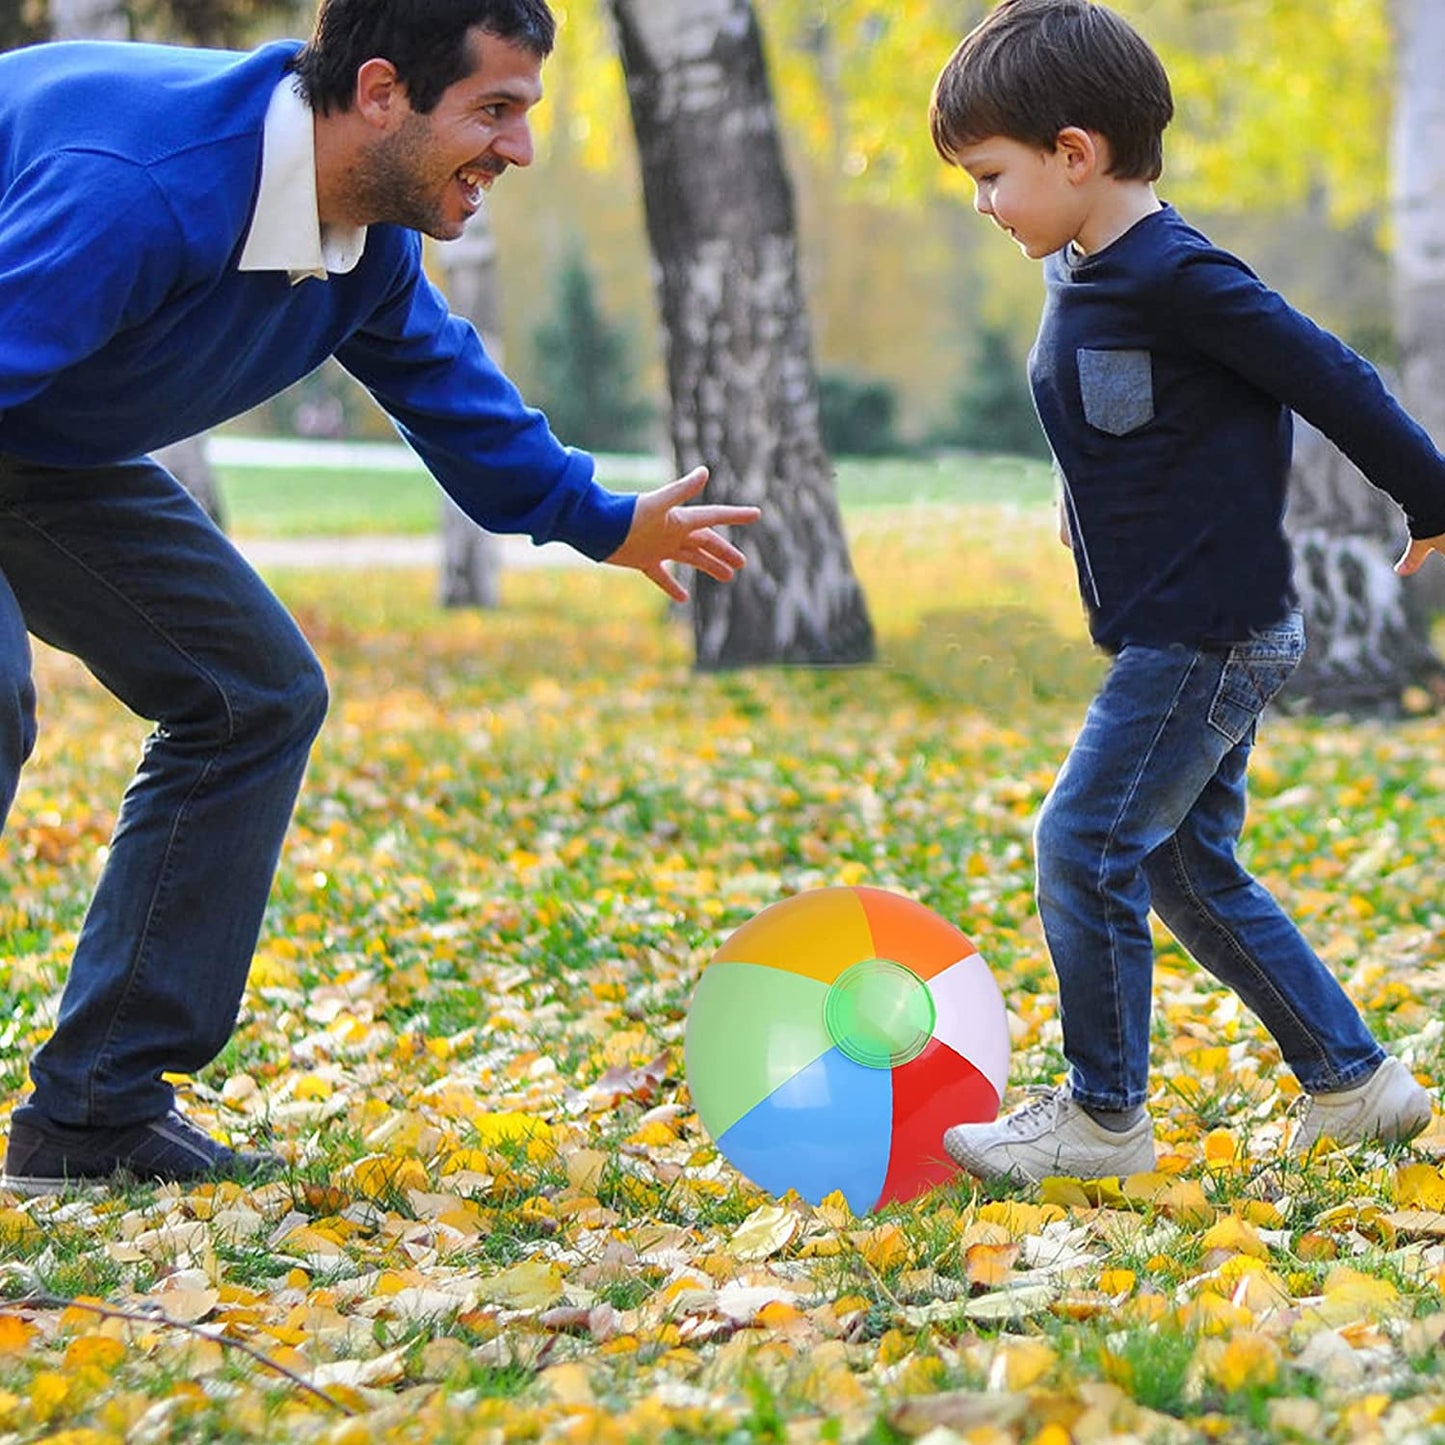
1036, 610, 1384, 1112
0, 454, 328, 1128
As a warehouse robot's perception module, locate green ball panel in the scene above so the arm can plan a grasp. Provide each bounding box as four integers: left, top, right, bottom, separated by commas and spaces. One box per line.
684, 961, 832, 1139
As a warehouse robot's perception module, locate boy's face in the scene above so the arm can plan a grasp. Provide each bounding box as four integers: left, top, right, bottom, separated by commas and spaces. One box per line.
952, 136, 1088, 259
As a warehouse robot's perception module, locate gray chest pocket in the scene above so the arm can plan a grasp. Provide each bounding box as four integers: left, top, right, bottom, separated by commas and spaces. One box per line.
1077, 348, 1154, 435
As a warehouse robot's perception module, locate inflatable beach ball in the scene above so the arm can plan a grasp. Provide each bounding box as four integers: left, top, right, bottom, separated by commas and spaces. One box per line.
684, 886, 1009, 1215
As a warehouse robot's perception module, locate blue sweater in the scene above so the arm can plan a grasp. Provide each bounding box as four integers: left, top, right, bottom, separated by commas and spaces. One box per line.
0, 39, 635, 560
1031, 205, 1445, 651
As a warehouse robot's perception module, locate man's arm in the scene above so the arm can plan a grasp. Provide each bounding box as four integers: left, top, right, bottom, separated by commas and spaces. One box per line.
337, 238, 638, 559
339, 236, 759, 579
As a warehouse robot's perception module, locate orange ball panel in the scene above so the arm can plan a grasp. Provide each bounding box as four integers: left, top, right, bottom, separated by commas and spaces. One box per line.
853, 885, 978, 981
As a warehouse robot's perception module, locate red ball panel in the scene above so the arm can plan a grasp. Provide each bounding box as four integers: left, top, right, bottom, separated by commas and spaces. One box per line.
875, 1037, 1000, 1209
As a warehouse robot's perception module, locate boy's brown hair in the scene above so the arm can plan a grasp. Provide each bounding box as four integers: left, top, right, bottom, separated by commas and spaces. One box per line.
929, 0, 1173, 181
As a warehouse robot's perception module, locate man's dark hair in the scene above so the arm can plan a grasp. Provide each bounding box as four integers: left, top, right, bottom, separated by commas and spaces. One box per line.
290, 0, 556, 116
929, 0, 1173, 182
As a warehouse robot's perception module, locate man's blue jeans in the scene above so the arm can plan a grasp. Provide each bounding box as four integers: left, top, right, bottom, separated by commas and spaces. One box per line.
0, 455, 328, 1127
1035, 611, 1384, 1112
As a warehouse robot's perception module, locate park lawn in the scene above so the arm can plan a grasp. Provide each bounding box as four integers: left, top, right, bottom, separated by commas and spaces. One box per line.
216, 451, 1057, 538
0, 504, 1442, 1443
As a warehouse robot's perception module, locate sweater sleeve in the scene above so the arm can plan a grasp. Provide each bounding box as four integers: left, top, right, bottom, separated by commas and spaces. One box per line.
336, 233, 636, 561
0, 150, 185, 419
1166, 248, 1445, 538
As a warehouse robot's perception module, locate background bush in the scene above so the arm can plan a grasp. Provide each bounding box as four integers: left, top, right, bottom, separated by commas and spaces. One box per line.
531, 245, 654, 454
933, 323, 1050, 460
818, 370, 904, 457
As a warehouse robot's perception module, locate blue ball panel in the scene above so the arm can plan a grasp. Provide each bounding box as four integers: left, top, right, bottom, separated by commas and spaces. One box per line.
716, 1046, 893, 1215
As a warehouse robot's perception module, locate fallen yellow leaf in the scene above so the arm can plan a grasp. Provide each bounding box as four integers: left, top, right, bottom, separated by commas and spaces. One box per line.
29, 1370, 71, 1422
1212, 1333, 1280, 1391
1098, 1268, 1136, 1296
729, 1203, 798, 1262
61, 1335, 126, 1373
851, 1222, 912, 1272
1395, 1162, 1445, 1211
1200, 1214, 1269, 1259
0, 1209, 42, 1246
1156, 1178, 1216, 1226
1203, 1128, 1242, 1166
965, 1241, 1019, 1289
1307, 1266, 1401, 1325
476, 1261, 565, 1310
975, 1199, 1066, 1234
990, 1336, 1057, 1391
0, 1316, 34, 1354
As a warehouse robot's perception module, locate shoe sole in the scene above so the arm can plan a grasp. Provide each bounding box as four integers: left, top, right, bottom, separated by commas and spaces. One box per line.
1293, 1099, 1433, 1157
1, 1173, 109, 1199
944, 1128, 1156, 1184
1, 1162, 280, 1197
1386, 1100, 1434, 1142
944, 1149, 1157, 1186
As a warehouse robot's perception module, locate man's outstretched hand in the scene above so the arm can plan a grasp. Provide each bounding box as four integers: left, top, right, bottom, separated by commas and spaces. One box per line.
606, 466, 761, 603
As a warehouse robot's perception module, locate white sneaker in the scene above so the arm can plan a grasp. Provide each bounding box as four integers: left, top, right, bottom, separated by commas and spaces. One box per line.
943, 1084, 1156, 1185
1291, 1057, 1433, 1157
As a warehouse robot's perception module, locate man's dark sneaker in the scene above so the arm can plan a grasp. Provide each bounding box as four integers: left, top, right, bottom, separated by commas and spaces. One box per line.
1, 1104, 283, 1196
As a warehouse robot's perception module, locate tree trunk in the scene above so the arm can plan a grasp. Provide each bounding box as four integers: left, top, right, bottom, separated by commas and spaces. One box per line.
155, 435, 226, 531
1283, 420, 1444, 715
435, 217, 503, 609
608, 0, 874, 669
1281, 0, 1445, 715
1391, 0, 1445, 622
48, 0, 127, 39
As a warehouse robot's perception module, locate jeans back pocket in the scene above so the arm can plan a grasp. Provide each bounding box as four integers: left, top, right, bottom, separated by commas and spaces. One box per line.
1077, 348, 1154, 435
1207, 613, 1306, 745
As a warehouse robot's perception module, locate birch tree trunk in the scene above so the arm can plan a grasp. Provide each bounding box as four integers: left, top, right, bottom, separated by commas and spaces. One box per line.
607, 0, 874, 669
155, 435, 227, 531
435, 218, 503, 609
1280, 0, 1445, 715
1391, 0, 1445, 623
1283, 420, 1443, 714
48, 0, 127, 38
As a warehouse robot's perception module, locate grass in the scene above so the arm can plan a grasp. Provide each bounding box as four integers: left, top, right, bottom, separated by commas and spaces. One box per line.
215, 449, 1055, 538
218, 464, 444, 538
1, 470, 1443, 1442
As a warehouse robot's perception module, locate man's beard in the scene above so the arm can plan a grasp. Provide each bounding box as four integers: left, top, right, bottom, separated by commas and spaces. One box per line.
346, 112, 463, 240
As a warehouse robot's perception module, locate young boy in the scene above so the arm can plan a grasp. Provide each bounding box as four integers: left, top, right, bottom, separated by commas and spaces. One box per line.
930, 0, 1445, 1184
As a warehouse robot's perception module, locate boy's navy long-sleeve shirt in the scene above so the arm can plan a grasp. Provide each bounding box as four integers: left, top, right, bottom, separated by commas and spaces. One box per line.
0, 39, 635, 560
1030, 204, 1445, 652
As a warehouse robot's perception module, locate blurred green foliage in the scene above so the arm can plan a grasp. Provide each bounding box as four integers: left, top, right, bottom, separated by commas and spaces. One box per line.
530, 246, 654, 454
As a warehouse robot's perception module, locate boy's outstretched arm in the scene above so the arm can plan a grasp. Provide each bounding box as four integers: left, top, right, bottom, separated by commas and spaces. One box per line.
606, 466, 762, 603
1396, 532, 1445, 576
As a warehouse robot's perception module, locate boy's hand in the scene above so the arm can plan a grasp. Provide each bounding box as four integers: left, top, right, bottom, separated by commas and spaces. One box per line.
606, 466, 761, 603
1396, 532, 1445, 576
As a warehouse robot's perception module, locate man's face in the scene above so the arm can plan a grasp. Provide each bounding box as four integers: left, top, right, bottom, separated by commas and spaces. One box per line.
353, 28, 543, 240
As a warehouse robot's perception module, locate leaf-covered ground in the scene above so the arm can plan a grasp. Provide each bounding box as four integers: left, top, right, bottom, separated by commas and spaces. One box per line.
0, 505, 1443, 1444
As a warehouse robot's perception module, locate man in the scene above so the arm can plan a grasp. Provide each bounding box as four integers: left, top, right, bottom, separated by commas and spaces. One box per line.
0, 0, 758, 1194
